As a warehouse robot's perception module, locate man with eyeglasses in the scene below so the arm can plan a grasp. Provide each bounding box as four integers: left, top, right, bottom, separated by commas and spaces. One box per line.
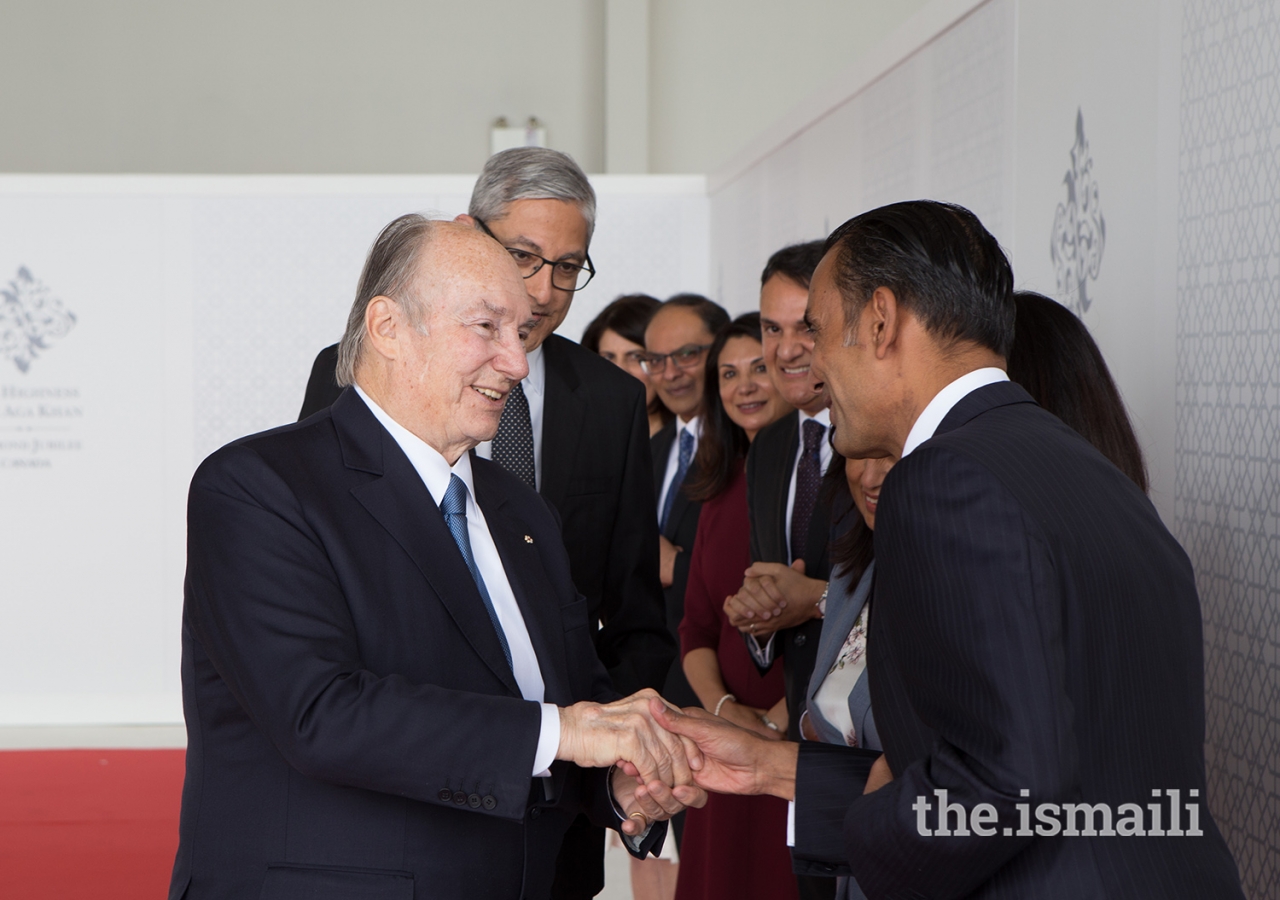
643, 294, 730, 717
297, 148, 675, 900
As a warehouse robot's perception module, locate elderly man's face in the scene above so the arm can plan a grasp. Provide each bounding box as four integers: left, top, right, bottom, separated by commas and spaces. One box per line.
480, 198, 590, 352
808, 253, 897, 459
394, 231, 534, 457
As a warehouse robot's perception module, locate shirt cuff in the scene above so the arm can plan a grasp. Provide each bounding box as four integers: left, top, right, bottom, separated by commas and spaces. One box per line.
787, 800, 795, 847
532, 703, 560, 777
747, 632, 777, 667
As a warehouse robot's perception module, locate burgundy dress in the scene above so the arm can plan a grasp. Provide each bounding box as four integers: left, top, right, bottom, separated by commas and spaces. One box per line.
676, 461, 798, 900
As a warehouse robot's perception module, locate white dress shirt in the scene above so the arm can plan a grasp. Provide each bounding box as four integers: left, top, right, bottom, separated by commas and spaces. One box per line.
787, 365, 1010, 846
657, 415, 702, 521
475, 343, 547, 490
783, 407, 834, 561
354, 384, 560, 777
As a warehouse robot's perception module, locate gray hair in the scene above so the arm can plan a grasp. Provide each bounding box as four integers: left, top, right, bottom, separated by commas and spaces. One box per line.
335, 214, 436, 387
469, 147, 597, 242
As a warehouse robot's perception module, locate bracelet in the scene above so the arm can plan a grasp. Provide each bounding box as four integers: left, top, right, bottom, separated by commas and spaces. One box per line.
760, 714, 780, 732
713, 693, 736, 717
817, 582, 830, 617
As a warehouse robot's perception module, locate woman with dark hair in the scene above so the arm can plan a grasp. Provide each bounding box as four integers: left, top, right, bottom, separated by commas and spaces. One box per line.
1007, 291, 1149, 491
582, 293, 673, 436
675, 313, 795, 900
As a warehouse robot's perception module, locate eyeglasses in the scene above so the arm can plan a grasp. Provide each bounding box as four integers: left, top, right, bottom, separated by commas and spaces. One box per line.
640, 344, 712, 375
474, 217, 596, 292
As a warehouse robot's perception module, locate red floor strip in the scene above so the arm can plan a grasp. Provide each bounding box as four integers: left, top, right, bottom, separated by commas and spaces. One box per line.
0, 749, 185, 900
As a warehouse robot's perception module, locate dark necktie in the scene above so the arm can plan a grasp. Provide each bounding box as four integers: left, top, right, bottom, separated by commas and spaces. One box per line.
660, 427, 695, 532
491, 382, 536, 490
790, 418, 826, 564
440, 474, 513, 671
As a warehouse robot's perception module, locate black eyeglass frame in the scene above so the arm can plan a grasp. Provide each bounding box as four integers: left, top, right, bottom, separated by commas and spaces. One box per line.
639, 343, 714, 375
474, 217, 597, 292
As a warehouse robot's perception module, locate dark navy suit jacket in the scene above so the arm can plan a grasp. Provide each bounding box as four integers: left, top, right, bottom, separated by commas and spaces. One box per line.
792, 382, 1242, 899
170, 389, 659, 900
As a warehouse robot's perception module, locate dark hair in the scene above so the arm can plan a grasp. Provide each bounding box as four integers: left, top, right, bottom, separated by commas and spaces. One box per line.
761, 240, 827, 289
686, 313, 764, 503
823, 201, 1015, 357
1007, 292, 1149, 492
581, 293, 661, 352
658, 293, 730, 337
819, 448, 869, 581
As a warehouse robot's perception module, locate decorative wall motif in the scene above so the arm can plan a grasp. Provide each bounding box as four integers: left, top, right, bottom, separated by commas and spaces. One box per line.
1177, 1, 1280, 895
0, 267, 76, 373
1051, 109, 1106, 315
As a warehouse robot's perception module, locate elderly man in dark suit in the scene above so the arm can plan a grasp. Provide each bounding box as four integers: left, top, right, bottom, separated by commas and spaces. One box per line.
299, 149, 674, 898
654, 201, 1244, 899
172, 218, 703, 900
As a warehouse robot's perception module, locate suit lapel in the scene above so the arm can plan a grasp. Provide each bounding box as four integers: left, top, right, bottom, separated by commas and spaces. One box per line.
652, 419, 676, 494
770, 412, 801, 562
663, 459, 699, 541
477, 474, 573, 708
336, 402, 521, 696
539, 337, 584, 510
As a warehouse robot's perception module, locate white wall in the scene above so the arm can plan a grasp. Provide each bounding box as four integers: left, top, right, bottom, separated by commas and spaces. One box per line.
0, 174, 707, 727
0, 0, 606, 174
0, 0, 930, 177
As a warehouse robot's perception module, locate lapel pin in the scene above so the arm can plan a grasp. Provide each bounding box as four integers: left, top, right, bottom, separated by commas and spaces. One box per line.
524, 535, 534, 544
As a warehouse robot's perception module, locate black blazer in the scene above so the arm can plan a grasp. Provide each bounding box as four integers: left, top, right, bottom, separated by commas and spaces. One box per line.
651, 419, 702, 709
791, 383, 1243, 899
744, 410, 835, 740
172, 389, 661, 900
297, 338, 674, 698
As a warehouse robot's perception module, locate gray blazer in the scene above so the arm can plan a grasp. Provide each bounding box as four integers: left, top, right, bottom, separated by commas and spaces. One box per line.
803, 560, 879, 752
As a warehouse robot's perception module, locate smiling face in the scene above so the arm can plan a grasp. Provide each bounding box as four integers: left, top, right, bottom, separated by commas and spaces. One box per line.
808, 253, 902, 460
597, 327, 656, 409
477, 198, 589, 352
844, 455, 896, 529
359, 225, 534, 463
761, 273, 828, 414
717, 334, 791, 439
645, 305, 715, 421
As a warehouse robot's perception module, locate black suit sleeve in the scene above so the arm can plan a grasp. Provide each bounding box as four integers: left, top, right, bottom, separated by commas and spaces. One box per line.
185, 445, 544, 822
836, 446, 1077, 899
792, 742, 880, 877
298, 344, 343, 421
594, 385, 676, 696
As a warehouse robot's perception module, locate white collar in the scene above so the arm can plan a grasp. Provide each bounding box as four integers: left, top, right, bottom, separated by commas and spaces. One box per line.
677, 414, 702, 440
799, 407, 831, 428
901, 367, 1009, 458
523, 343, 545, 398
352, 383, 475, 507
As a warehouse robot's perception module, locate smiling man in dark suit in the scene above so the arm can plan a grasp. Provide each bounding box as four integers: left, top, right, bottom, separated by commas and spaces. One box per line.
655, 201, 1244, 899
298, 150, 674, 899
172, 218, 704, 900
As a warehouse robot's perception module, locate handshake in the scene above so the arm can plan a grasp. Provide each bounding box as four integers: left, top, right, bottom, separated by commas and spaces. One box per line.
555, 688, 813, 837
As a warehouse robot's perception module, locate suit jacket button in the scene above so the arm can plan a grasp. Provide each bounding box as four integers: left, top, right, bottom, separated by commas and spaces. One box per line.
794, 633, 807, 647
468, 793, 481, 809
452, 791, 467, 805
482, 795, 496, 810
530, 807, 542, 819
437, 789, 452, 802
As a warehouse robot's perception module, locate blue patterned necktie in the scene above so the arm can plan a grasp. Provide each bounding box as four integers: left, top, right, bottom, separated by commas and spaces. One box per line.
491, 382, 536, 490
440, 474, 513, 670
790, 418, 826, 564
660, 427, 695, 531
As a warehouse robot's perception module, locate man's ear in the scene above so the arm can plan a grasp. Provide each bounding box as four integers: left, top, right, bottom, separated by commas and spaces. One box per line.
454, 213, 477, 227
364, 296, 399, 361
868, 286, 900, 360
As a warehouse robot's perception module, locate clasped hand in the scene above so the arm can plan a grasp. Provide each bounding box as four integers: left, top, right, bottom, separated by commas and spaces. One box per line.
557, 688, 708, 834
724, 560, 826, 638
